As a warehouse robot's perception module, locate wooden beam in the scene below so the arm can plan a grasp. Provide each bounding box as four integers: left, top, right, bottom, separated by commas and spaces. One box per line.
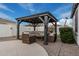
32, 23, 38, 31
34, 25, 35, 31
48, 15, 57, 22
38, 16, 44, 23
17, 20, 22, 39
48, 18, 51, 22
43, 16, 49, 45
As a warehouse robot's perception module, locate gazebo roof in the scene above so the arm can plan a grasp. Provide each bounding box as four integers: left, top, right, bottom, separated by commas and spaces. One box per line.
16, 12, 57, 23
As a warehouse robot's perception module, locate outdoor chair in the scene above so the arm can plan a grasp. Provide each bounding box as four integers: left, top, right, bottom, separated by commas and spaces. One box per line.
35, 31, 55, 42
48, 32, 55, 42
35, 31, 44, 41
22, 31, 36, 44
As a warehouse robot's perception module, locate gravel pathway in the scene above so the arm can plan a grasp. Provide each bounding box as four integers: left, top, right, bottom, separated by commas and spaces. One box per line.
37, 38, 79, 56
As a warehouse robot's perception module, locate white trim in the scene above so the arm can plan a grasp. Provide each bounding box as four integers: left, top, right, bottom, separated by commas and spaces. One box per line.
0, 0, 78, 3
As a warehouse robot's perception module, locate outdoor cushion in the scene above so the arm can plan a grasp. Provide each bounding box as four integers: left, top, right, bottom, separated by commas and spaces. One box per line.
49, 32, 55, 36
29, 31, 37, 37
23, 31, 29, 34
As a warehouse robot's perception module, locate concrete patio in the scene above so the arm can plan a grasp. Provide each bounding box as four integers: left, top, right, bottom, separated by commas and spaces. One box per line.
0, 38, 48, 56
0, 37, 79, 56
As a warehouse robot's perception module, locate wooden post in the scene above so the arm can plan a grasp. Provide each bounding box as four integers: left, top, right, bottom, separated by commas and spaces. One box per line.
32, 23, 38, 31
17, 20, 22, 39
34, 24, 36, 31
54, 22, 57, 42
33, 24, 35, 31
44, 16, 49, 45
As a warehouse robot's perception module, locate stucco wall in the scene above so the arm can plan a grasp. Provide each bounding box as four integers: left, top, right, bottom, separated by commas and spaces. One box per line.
77, 5, 79, 45
36, 27, 44, 31
72, 5, 79, 46
0, 23, 29, 37
0, 24, 12, 37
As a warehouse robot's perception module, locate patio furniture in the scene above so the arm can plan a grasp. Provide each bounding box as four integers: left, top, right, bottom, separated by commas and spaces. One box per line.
34, 31, 55, 42
35, 31, 44, 41
48, 29, 55, 42
22, 32, 36, 44
48, 36, 54, 42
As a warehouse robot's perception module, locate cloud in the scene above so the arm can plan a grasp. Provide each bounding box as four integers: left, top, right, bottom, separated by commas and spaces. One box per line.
0, 12, 15, 21
18, 3, 36, 14
0, 4, 14, 13
60, 11, 71, 18
53, 4, 72, 14
58, 18, 72, 27
53, 4, 72, 19
58, 11, 72, 27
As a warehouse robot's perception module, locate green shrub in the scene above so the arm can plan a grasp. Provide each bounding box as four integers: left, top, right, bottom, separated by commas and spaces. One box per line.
59, 27, 75, 44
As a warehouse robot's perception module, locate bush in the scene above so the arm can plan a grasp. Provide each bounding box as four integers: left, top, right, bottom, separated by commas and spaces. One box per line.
59, 27, 75, 44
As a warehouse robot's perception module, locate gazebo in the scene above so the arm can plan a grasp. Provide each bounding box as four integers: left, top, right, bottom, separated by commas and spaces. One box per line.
16, 12, 57, 45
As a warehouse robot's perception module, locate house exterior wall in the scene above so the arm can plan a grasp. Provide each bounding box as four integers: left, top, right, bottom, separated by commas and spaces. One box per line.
0, 24, 12, 37
36, 27, 44, 31
36, 26, 60, 35
0, 23, 29, 37
20, 26, 34, 35
72, 5, 79, 45
72, 15, 75, 34
77, 5, 79, 45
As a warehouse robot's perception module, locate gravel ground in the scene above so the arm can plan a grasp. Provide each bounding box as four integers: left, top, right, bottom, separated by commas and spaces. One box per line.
37, 38, 79, 56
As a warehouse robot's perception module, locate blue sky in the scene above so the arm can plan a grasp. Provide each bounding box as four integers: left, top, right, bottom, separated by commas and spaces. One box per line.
0, 3, 73, 22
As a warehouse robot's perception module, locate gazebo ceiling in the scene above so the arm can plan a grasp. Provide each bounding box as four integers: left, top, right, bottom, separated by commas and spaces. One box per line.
16, 12, 57, 23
